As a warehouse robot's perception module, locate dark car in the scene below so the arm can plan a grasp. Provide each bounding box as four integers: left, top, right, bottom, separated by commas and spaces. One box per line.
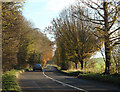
33, 64, 42, 71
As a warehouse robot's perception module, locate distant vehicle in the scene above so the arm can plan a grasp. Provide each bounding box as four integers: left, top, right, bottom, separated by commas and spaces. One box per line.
33, 64, 42, 71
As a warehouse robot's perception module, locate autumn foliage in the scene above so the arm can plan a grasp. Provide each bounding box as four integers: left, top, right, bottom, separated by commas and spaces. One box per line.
2, 2, 53, 71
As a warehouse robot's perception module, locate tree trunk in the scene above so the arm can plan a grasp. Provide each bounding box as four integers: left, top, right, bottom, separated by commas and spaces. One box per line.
104, 1, 111, 74
81, 60, 83, 70
75, 63, 77, 69
104, 41, 111, 74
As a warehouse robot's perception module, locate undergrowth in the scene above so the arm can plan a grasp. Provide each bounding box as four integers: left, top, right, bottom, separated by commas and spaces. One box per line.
2, 70, 21, 92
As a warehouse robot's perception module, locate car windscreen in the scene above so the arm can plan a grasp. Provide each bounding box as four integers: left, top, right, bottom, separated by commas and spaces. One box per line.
35, 64, 41, 68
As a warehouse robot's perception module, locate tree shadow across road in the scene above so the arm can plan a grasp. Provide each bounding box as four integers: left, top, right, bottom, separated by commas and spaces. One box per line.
22, 90, 82, 92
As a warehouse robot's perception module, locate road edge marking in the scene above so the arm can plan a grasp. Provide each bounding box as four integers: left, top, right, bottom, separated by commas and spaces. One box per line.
43, 71, 88, 92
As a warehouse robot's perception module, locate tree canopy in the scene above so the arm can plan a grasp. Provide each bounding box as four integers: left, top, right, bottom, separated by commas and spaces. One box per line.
2, 2, 53, 71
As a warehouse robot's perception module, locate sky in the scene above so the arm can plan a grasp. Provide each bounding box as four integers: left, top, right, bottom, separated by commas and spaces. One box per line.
23, 0, 76, 30
22, 0, 103, 58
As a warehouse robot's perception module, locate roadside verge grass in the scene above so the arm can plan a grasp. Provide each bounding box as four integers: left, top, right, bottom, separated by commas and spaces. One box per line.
2, 70, 22, 92
56, 66, 120, 87
78, 73, 120, 86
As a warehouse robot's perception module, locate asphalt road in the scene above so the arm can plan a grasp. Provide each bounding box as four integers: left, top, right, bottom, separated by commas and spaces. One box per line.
18, 65, 120, 92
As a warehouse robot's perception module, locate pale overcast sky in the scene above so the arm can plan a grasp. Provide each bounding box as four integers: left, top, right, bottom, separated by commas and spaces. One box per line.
22, 0, 103, 58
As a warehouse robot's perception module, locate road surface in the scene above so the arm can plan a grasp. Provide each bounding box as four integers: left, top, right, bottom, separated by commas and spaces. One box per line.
18, 65, 120, 92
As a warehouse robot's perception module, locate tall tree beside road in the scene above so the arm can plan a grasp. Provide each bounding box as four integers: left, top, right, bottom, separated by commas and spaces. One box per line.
52, 7, 100, 70
74, 0, 120, 74
2, 2, 24, 71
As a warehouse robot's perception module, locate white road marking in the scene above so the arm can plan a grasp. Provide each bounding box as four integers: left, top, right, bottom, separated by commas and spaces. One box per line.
43, 71, 88, 92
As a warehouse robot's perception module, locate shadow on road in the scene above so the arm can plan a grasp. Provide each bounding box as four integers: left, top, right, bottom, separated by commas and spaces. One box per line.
19, 66, 120, 92
22, 90, 84, 92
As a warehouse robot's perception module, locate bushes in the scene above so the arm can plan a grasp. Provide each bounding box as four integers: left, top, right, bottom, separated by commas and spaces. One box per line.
2, 70, 21, 92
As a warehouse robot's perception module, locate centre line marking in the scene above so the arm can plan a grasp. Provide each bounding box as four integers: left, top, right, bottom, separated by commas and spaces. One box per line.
43, 71, 88, 92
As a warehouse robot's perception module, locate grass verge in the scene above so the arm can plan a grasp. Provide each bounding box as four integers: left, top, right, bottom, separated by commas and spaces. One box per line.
56, 67, 120, 87
2, 70, 22, 92
78, 73, 120, 86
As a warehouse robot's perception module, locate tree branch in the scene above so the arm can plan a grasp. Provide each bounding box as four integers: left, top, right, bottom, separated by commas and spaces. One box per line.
109, 27, 120, 36
108, 10, 118, 31
89, 0, 103, 9
74, 15, 104, 25
111, 40, 120, 50
81, 0, 104, 10
97, 10, 104, 19
110, 37, 120, 42
94, 26, 105, 31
